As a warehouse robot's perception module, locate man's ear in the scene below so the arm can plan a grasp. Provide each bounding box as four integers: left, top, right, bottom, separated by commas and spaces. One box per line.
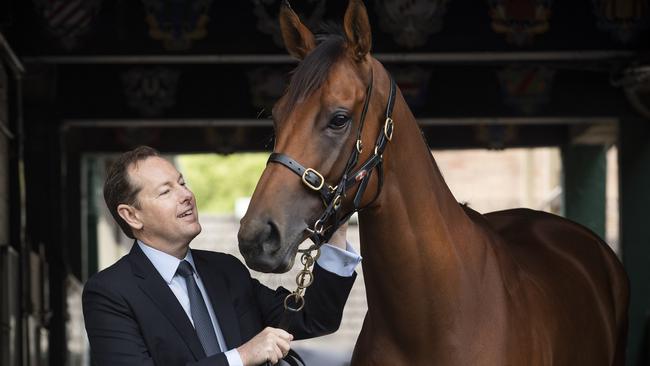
117, 204, 143, 231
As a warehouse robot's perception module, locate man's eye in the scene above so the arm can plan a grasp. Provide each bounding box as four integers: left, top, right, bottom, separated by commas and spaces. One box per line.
160, 190, 170, 196
328, 114, 351, 129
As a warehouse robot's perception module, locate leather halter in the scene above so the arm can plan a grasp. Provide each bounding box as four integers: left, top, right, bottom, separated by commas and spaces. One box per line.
267, 69, 397, 247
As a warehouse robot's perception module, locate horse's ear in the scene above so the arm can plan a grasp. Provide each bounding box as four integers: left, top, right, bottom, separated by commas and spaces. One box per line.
279, 1, 316, 60
343, 0, 372, 62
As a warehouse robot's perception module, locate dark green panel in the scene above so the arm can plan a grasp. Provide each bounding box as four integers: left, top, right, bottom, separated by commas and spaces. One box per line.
561, 144, 607, 238
620, 119, 650, 366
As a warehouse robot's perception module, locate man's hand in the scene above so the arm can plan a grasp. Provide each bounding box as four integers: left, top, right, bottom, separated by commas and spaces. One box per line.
237, 327, 293, 366
328, 222, 349, 250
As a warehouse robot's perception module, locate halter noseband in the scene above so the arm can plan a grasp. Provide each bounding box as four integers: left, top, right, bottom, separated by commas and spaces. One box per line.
267, 69, 397, 247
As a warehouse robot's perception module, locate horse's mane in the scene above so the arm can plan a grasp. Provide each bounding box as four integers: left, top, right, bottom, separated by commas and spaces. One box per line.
282, 28, 347, 116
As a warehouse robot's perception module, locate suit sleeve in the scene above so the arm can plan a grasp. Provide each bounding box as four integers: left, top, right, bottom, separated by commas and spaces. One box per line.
248, 263, 356, 340
83, 276, 231, 366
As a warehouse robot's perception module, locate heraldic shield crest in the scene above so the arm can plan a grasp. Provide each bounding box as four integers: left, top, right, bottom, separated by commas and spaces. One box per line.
489, 0, 553, 46
33, 0, 102, 50
375, 0, 450, 48
143, 0, 213, 51
122, 67, 180, 117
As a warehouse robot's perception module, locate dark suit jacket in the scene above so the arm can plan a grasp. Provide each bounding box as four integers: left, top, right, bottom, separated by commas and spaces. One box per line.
82, 243, 356, 366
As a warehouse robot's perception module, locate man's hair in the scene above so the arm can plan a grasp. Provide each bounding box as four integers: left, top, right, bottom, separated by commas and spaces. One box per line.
104, 146, 160, 239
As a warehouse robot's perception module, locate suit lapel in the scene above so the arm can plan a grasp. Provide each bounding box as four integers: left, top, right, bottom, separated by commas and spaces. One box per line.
128, 243, 206, 360
193, 251, 242, 349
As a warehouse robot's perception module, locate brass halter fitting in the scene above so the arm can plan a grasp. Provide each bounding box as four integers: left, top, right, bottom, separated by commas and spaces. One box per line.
302, 168, 325, 191
384, 117, 394, 141
313, 219, 325, 235
333, 194, 342, 209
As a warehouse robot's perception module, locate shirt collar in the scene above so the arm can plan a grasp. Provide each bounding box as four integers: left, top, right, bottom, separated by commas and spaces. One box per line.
137, 240, 196, 284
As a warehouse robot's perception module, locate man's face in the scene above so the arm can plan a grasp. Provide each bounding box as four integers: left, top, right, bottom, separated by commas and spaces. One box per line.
128, 156, 201, 249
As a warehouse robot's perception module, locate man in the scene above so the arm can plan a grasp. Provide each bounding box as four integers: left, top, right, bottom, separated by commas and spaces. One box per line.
83, 146, 360, 366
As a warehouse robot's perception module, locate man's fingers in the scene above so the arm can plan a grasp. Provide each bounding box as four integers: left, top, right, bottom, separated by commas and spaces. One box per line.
274, 329, 293, 342
277, 338, 290, 357
237, 327, 293, 366
273, 344, 283, 362
266, 345, 281, 364
263, 327, 293, 342
268, 348, 278, 365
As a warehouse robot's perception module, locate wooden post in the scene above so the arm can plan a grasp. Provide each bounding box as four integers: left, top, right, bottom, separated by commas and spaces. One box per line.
619, 118, 650, 366
561, 144, 607, 239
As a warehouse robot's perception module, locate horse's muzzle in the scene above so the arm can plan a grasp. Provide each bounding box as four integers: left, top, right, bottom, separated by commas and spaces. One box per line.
238, 218, 285, 272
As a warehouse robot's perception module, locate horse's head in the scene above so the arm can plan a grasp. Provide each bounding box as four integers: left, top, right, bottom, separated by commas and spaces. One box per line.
238, 0, 392, 273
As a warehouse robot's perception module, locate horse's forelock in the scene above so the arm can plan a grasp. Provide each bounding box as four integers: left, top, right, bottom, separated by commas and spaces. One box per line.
282, 33, 347, 116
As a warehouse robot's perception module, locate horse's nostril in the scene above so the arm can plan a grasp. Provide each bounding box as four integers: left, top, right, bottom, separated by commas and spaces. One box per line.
261, 220, 281, 254
238, 219, 281, 256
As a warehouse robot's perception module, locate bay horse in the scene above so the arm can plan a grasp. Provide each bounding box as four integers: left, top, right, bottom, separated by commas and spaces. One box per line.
238, 0, 629, 364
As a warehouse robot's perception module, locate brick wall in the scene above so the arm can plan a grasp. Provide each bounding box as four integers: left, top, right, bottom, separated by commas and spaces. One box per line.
434, 148, 561, 213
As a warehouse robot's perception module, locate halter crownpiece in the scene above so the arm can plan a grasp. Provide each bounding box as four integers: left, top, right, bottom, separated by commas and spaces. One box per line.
267, 69, 398, 247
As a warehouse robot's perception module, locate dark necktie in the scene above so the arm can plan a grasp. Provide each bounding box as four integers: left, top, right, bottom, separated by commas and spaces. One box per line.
176, 260, 222, 356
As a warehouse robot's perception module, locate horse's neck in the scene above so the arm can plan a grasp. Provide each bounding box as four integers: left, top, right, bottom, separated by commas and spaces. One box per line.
357, 83, 493, 345
359, 87, 478, 272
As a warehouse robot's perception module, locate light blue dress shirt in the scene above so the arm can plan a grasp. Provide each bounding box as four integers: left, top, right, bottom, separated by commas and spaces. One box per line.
138, 241, 361, 366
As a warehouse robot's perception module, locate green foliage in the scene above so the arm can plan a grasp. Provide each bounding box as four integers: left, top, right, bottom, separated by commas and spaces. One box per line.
176, 153, 268, 214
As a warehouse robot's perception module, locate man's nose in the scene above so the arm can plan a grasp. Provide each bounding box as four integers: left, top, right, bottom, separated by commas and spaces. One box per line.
179, 185, 193, 202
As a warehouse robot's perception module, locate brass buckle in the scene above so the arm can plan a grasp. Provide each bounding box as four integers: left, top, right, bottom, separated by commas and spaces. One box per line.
356, 140, 363, 153
302, 168, 325, 191
384, 117, 394, 141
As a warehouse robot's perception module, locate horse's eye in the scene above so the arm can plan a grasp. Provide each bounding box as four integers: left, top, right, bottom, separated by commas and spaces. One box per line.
328, 114, 351, 129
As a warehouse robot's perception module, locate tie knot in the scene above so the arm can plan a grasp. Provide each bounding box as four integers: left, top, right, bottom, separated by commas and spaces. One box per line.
176, 260, 194, 278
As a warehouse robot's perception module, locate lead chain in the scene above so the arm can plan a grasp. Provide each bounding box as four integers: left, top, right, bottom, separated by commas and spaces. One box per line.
283, 246, 320, 312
